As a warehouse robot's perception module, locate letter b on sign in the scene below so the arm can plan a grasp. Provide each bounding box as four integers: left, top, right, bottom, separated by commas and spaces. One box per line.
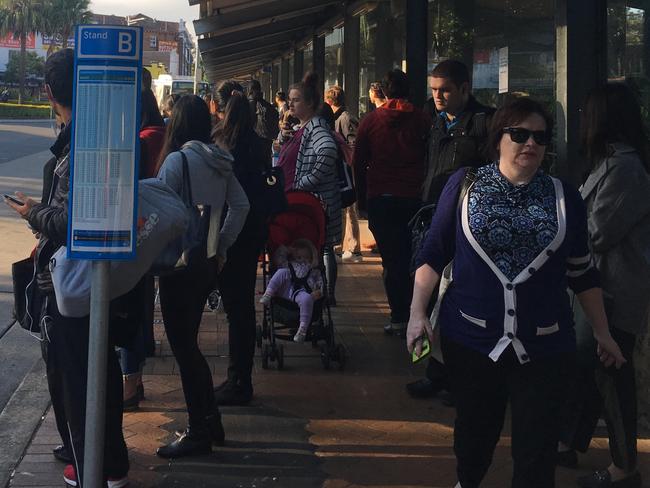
118, 32, 132, 53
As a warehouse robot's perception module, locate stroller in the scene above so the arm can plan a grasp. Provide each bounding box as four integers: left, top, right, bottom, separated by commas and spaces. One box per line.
257, 190, 346, 371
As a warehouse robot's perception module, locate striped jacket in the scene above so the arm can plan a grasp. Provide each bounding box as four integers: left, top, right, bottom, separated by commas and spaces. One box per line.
294, 116, 342, 246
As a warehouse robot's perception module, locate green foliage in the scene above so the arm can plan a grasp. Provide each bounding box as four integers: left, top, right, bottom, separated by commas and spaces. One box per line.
0, 101, 51, 118
40, 0, 91, 51
4, 50, 43, 82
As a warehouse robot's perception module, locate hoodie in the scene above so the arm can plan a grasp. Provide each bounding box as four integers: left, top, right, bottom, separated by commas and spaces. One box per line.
353, 99, 430, 208
157, 140, 250, 261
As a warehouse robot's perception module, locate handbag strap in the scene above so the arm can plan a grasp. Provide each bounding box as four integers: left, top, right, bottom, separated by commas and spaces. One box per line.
180, 150, 194, 206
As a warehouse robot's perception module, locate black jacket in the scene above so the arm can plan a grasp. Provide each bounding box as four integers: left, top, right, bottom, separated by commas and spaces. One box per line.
422, 96, 495, 204
27, 124, 71, 292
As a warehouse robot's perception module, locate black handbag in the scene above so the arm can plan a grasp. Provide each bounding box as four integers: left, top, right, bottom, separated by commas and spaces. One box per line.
152, 151, 210, 275
259, 166, 287, 218
12, 256, 41, 332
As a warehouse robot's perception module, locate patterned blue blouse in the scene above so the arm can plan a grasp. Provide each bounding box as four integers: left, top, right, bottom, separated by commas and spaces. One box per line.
468, 163, 558, 281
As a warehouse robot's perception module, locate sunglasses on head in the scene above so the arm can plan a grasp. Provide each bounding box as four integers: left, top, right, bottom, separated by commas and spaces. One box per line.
502, 127, 551, 146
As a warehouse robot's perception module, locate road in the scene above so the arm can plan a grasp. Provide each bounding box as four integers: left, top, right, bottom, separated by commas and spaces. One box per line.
0, 119, 54, 413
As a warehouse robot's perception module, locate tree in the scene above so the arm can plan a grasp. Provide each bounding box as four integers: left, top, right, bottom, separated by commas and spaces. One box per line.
4, 49, 43, 83
40, 0, 90, 56
0, 0, 43, 103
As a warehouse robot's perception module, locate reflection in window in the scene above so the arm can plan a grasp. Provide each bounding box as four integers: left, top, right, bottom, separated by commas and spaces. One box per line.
607, 1, 650, 127
325, 26, 344, 90
303, 42, 314, 74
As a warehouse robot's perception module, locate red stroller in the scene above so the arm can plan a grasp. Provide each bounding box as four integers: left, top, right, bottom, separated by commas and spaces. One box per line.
257, 190, 346, 370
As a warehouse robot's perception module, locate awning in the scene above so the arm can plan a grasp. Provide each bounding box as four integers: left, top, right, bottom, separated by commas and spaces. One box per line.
193, 0, 344, 81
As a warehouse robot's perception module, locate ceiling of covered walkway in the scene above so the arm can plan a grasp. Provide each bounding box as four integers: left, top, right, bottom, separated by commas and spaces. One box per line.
190, 0, 349, 81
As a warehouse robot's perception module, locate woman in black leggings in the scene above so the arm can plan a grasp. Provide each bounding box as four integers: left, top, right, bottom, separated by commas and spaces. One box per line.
155, 95, 249, 458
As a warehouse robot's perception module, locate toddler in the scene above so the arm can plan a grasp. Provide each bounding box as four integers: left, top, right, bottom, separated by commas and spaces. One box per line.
260, 239, 323, 342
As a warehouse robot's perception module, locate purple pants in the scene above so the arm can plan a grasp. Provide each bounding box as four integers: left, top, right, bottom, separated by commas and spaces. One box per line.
266, 268, 314, 326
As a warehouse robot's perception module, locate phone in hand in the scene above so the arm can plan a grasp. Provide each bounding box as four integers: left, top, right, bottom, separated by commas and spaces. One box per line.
4, 194, 24, 206
412, 336, 431, 364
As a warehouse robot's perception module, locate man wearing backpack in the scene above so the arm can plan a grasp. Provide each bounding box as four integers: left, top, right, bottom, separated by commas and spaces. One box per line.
247, 80, 279, 164
408, 60, 495, 401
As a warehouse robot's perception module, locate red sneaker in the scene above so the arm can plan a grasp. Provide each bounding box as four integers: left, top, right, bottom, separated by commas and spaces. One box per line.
63, 464, 129, 488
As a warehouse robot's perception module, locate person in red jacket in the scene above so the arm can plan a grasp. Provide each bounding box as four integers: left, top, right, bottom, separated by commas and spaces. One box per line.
139, 88, 166, 179
353, 69, 430, 336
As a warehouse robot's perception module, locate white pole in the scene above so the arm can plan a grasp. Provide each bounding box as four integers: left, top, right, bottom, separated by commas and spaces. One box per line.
82, 261, 110, 488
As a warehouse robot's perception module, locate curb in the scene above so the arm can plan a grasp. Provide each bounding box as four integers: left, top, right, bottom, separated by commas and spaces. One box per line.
0, 359, 50, 488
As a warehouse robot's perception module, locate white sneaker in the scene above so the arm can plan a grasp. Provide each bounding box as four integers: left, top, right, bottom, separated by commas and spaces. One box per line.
343, 251, 364, 262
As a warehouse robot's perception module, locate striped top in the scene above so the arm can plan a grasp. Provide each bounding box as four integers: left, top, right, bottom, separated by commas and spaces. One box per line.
294, 116, 342, 247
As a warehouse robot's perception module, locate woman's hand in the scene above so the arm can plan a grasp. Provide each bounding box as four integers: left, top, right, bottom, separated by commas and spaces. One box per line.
594, 330, 626, 369
407, 312, 434, 357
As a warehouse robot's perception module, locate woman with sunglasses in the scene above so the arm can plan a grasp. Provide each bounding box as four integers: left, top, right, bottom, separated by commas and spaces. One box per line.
407, 97, 625, 488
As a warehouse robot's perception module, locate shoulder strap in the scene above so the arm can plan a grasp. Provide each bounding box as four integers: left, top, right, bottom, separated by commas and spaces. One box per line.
180, 151, 193, 205
457, 166, 478, 215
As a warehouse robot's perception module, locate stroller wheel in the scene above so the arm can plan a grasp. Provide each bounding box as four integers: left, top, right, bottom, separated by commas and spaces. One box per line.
277, 344, 285, 370
320, 344, 331, 370
256, 325, 263, 349
336, 344, 347, 371
261, 344, 270, 369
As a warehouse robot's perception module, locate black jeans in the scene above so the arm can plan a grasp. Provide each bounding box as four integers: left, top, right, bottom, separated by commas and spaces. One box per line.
443, 337, 573, 488
218, 217, 266, 388
367, 196, 420, 324
159, 258, 219, 428
44, 297, 129, 485
560, 326, 638, 472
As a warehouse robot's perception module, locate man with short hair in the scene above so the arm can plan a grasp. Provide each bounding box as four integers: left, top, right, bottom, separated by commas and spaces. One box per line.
408, 60, 495, 401
5, 48, 129, 487
247, 79, 279, 163
325, 85, 362, 263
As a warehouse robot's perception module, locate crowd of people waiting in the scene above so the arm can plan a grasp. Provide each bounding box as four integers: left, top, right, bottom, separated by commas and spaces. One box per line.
4, 47, 650, 488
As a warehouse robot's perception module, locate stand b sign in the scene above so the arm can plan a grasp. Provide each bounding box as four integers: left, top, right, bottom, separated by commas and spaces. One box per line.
68, 25, 143, 260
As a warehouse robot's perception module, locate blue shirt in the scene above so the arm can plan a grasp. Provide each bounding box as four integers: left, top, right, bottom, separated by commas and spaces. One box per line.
417, 167, 599, 363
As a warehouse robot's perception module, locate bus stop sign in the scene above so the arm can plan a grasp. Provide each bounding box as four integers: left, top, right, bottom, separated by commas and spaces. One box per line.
68, 25, 143, 260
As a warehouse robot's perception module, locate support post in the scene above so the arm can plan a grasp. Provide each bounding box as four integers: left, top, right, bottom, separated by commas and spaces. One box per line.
344, 13, 361, 118
83, 261, 111, 488
280, 57, 290, 92
406, 0, 428, 107
313, 34, 326, 95
294, 48, 304, 83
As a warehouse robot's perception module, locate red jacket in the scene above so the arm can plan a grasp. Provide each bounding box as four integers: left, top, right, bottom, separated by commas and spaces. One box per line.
139, 126, 166, 179
353, 99, 430, 208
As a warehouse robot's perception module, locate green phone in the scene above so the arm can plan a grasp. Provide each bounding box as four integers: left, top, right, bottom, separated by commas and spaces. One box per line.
411, 336, 431, 364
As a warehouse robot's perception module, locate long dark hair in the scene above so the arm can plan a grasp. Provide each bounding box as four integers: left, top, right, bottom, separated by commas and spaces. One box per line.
212, 80, 252, 151
581, 82, 649, 173
155, 94, 212, 174
141, 89, 164, 128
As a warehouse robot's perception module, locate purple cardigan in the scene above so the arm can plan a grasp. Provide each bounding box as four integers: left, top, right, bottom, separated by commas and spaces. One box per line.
417, 168, 599, 363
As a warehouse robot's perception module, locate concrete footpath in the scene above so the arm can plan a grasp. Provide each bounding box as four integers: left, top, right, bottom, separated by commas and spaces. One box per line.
4, 251, 650, 488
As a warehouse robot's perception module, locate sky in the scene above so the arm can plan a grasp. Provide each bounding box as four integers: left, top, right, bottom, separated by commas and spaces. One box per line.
89, 0, 200, 37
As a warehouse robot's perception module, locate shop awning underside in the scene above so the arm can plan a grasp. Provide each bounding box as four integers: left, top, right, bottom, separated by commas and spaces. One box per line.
193, 0, 343, 81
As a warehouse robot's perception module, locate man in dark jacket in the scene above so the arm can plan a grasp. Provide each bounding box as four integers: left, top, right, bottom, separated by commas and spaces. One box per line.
5, 49, 129, 487
409, 60, 495, 401
247, 79, 279, 163
423, 60, 495, 204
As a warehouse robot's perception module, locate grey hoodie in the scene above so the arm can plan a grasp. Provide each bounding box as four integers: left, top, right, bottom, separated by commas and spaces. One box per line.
158, 140, 250, 261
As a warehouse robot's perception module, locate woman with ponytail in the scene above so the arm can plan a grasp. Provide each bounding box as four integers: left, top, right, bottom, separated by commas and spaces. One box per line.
211, 80, 271, 405
288, 72, 341, 305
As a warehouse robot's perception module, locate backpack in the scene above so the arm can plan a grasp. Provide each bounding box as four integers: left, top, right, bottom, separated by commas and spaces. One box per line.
254, 100, 279, 140
332, 131, 356, 208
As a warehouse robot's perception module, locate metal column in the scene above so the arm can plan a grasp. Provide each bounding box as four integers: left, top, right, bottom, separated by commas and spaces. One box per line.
406, 0, 428, 106
344, 13, 361, 118
294, 48, 304, 83
280, 57, 290, 92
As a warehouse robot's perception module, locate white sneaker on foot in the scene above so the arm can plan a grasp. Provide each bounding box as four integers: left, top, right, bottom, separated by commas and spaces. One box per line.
342, 251, 363, 263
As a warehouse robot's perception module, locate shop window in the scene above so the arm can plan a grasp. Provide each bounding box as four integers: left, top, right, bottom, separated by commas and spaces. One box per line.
358, 1, 407, 115
607, 0, 650, 127
325, 26, 345, 90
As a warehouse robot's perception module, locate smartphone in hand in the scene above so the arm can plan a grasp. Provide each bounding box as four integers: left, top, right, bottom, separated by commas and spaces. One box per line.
412, 336, 431, 364
4, 194, 24, 206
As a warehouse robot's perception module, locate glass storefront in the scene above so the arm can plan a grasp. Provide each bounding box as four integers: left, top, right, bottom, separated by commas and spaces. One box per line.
607, 0, 650, 126
325, 26, 345, 90
303, 42, 314, 74
358, 1, 407, 115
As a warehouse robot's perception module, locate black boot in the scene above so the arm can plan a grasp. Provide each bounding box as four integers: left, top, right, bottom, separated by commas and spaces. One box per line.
214, 380, 253, 406
156, 427, 212, 459
52, 444, 73, 463
206, 413, 225, 446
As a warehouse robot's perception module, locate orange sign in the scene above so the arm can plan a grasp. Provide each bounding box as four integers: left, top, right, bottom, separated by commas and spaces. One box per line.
0, 33, 36, 49
158, 40, 177, 52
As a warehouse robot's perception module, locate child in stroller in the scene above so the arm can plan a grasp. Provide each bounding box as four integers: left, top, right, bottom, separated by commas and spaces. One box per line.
260, 238, 323, 342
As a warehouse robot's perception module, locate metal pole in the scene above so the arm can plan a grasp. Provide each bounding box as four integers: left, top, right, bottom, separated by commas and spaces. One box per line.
194, 37, 200, 95
82, 260, 111, 488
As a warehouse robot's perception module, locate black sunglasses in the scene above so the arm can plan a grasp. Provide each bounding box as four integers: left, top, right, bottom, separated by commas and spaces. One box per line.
502, 127, 551, 146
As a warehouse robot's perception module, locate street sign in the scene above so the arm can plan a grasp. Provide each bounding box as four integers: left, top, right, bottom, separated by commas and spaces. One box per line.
68, 25, 143, 260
